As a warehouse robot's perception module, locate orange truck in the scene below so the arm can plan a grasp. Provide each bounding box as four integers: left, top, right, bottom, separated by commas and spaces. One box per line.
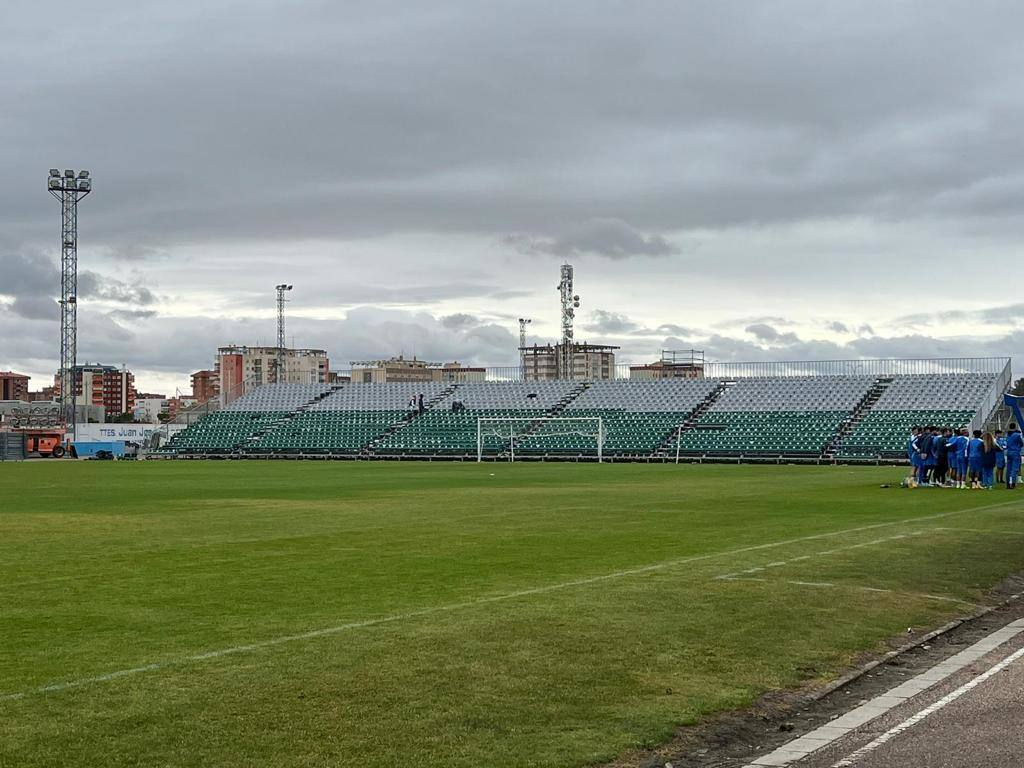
22, 429, 68, 458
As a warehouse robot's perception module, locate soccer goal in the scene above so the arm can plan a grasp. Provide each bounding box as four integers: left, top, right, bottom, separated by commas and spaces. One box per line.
476, 417, 604, 463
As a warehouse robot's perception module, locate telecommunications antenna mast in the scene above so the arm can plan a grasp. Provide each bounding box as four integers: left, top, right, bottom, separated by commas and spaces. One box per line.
518, 318, 531, 379
275, 283, 293, 384
557, 264, 579, 379
47, 168, 92, 442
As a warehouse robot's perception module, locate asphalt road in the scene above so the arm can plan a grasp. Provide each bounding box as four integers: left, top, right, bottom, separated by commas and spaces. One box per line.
747, 616, 1024, 768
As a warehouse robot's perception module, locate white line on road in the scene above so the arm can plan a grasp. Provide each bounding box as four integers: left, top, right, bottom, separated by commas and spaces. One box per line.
743, 618, 1024, 767
831, 643, 1024, 767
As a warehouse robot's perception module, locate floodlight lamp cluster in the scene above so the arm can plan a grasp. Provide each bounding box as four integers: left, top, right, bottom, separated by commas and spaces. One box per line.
48, 168, 92, 193
276, 284, 293, 291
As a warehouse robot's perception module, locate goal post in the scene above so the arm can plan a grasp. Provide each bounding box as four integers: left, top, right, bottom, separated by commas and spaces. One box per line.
476, 416, 604, 463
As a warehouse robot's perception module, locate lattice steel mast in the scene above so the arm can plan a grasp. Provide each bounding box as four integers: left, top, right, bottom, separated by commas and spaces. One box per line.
557, 264, 579, 379
518, 317, 531, 379
275, 283, 293, 383
47, 169, 92, 441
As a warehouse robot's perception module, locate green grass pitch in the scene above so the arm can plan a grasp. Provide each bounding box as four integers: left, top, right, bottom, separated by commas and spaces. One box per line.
3, 461, 1024, 767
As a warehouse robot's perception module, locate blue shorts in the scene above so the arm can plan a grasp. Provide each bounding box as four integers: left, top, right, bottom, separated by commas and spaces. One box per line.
997, 453, 1006, 469
969, 457, 983, 474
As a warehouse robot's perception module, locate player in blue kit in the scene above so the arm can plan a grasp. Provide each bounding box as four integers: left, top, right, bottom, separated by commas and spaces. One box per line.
1006, 423, 1023, 490
996, 429, 1007, 485
908, 427, 922, 488
915, 427, 934, 487
967, 429, 985, 489
948, 428, 969, 489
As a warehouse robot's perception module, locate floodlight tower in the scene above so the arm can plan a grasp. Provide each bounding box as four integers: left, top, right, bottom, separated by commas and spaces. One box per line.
275, 283, 293, 384
47, 168, 92, 441
518, 318, 532, 378
557, 264, 580, 379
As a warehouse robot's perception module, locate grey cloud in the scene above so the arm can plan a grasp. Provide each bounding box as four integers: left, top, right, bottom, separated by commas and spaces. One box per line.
5, 1, 1024, 390
584, 311, 700, 339
0, 247, 157, 313
0, 249, 58, 299
893, 303, 1024, 330
221, 283, 532, 312
653, 323, 699, 337
504, 219, 678, 260
745, 323, 799, 345
3, 0, 1024, 256
714, 316, 797, 330
105, 244, 168, 262
826, 321, 850, 334
585, 310, 639, 334
9, 295, 58, 321
109, 309, 158, 322
78, 271, 156, 305
439, 313, 480, 330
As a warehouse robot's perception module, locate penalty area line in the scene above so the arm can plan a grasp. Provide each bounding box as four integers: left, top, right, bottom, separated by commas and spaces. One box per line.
2, 498, 1022, 702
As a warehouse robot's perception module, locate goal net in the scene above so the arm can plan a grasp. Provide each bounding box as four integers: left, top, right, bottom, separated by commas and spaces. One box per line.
476, 416, 604, 462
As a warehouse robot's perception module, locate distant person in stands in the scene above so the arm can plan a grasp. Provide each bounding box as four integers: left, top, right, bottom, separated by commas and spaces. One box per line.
417, 393, 425, 414
1006, 423, 1023, 489
996, 429, 1007, 485
933, 427, 950, 486
967, 429, 985, 489
981, 432, 1001, 489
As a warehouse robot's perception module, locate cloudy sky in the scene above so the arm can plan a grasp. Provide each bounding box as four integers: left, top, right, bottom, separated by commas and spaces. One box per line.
3, 1, 1024, 394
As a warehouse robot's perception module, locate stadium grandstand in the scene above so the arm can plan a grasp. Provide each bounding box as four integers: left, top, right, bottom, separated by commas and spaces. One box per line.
154, 357, 1011, 462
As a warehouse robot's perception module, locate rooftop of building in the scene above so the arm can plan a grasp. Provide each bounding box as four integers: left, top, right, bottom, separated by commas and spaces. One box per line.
519, 342, 621, 352
218, 345, 327, 357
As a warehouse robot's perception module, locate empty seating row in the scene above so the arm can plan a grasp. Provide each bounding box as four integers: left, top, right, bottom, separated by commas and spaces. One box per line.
517, 410, 688, 455
836, 410, 977, 458
375, 409, 540, 455
566, 379, 719, 412
677, 411, 848, 455
433, 382, 578, 410
312, 383, 447, 411
249, 411, 404, 454
162, 411, 287, 452
871, 374, 998, 411
708, 377, 873, 413
223, 384, 332, 412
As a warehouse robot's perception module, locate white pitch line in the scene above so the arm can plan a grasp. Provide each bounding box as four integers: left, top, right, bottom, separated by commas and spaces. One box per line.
933, 526, 1024, 537
831, 643, 1024, 767
722, 576, 987, 610
2, 500, 1021, 703
714, 532, 925, 580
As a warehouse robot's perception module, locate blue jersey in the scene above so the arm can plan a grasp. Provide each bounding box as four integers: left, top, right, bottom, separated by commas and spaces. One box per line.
968, 438, 984, 458
1007, 431, 1024, 455
949, 435, 968, 459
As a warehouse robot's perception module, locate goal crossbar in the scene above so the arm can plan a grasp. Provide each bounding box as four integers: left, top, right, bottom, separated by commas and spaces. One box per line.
476, 416, 604, 463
